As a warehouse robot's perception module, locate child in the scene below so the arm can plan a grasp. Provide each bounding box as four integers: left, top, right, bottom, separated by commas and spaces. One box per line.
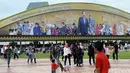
51, 59, 59, 73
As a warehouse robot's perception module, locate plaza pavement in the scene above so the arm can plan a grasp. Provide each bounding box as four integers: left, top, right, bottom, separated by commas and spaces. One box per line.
0, 59, 130, 73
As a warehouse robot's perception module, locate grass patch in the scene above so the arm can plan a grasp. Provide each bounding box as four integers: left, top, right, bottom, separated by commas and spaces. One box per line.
0, 51, 130, 59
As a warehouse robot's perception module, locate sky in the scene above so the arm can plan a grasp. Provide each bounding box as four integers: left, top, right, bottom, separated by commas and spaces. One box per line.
0, 0, 130, 19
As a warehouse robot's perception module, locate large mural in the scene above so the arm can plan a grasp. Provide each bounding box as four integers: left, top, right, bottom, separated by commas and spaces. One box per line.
0, 3, 130, 35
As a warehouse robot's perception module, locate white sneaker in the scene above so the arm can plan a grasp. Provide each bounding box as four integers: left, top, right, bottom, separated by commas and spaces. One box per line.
74, 64, 77, 66
80, 64, 83, 66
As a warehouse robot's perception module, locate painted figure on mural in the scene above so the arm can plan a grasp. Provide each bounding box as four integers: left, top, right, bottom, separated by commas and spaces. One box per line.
112, 24, 117, 35
17, 22, 23, 35
104, 24, 110, 35
72, 23, 77, 35
119, 24, 125, 35
78, 11, 89, 35
60, 22, 67, 35
96, 24, 100, 35
33, 23, 41, 35
88, 14, 96, 35
46, 24, 52, 35
116, 24, 121, 35
22, 21, 30, 35
29, 23, 34, 35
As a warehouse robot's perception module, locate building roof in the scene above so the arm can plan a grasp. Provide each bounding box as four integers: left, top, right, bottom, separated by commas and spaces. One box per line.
26, 2, 49, 10
0, 2, 130, 28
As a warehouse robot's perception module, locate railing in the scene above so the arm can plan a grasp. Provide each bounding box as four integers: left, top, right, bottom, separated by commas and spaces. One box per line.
0, 35, 129, 41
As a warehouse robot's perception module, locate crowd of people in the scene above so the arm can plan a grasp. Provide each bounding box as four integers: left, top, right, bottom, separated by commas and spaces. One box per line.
0, 46, 20, 67
0, 41, 129, 73
25, 46, 37, 64
0, 45, 37, 67
49, 41, 122, 73
9, 21, 41, 35
9, 11, 130, 36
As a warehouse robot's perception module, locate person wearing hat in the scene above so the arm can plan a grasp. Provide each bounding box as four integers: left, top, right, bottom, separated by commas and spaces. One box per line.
6, 45, 13, 67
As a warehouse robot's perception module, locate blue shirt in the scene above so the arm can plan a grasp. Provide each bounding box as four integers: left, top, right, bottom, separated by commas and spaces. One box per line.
22, 24, 30, 35
17, 24, 22, 32
33, 26, 41, 35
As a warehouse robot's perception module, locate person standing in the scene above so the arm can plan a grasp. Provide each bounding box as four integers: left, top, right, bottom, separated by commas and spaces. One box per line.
51, 59, 59, 73
71, 42, 78, 66
94, 41, 110, 73
79, 43, 84, 66
78, 11, 89, 35
50, 44, 54, 60
113, 42, 119, 60
6, 45, 13, 67
26, 47, 33, 64
64, 43, 71, 67
51, 45, 64, 72
52, 46, 59, 60
76, 43, 84, 67
3, 46, 7, 59
32, 46, 37, 63
104, 44, 110, 59
0, 46, 4, 56
0, 46, 1, 56
124, 42, 128, 52
88, 43, 95, 65
13, 46, 19, 59
59, 44, 63, 58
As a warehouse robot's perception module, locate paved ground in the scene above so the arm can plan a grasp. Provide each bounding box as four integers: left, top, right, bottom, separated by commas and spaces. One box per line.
0, 59, 130, 73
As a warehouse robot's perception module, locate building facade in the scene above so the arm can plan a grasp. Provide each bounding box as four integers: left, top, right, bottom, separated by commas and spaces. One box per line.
0, 2, 130, 35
